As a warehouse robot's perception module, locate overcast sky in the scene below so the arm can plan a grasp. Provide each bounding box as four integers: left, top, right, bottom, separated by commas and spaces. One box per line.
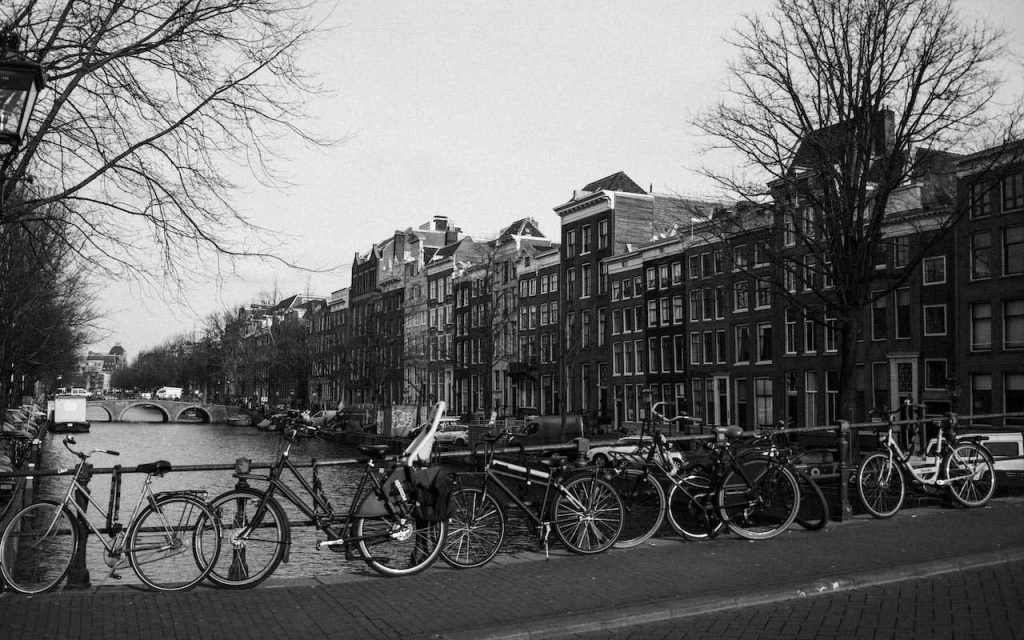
95, 0, 1024, 359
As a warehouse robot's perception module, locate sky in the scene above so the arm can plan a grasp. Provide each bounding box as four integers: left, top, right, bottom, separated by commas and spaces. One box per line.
93, 0, 1024, 359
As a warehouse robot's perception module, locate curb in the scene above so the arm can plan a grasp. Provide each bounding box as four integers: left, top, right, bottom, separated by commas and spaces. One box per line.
430, 546, 1024, 640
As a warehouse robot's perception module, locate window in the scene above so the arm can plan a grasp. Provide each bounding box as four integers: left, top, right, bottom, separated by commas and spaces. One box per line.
703, 331, 715, 364
871, 293, 887, 340
735, 325, 751, 363
971, 302, 992, 351
599, 263, 607, 294
688, 255, 700, 279
690, 332, 701, 365
802, 255, 816, 291
529, 278, 537, 296
660, 298, 671, 326
540, 303, 549, 326
805, 372, 819, 428
923, 304, 947, 336
713, 251, 723, 274
646, 267, 657, 290
672, 262, 683, 284
735, 379, 748, 429
566, 228, 577, 258
1005, 226, 1024, 275
969, 182, 992, 218
783, 210, 797, 246
826, 371, 839, 425
566, 268, 576, 301
754, 242, 769, 267
755, 280, 771, 308
703, 288, 714, 321
549, 274, 558, 293
971, 231, 992, 280
659, 264, 670, 289
784, 262, 797, 293
647, 300, 658, 328
674, 335, 685, 372
734, 281, 749, 311
613, 342, 623, 376
924, 360, 947, 390
648, 338, 659, 373
716, 330, 726, 364
623, 339, 634, 374
550, 301, 558, 323
662, 336, 673, 373
733, 244, 748, 271
672, 296, 684, 324
714, 287, 725, 319
922, 256, 945, 285
598, 219, 609, 250
803, 309, 817, 353
622, 277, 633, 299
757, 322, 773, 362
611, 280, 620, 301
581, 263, 592, 298
597, 308, 606, 347
895, 289, 911, 339
623, 305, 634, 333
1005, 299, 1024, 349
634, 340, 644, 374
754, 378, 773, 429
893, 236, 909, 268
581, 311, 591, 348
700, 253, 712, 278
581, 224, 591, 254
1003, 172, 1024, 211
784, 308, 798, 354
1006, 373, 1024, 420
824, 311, 838, 353
971, 374, 992, 415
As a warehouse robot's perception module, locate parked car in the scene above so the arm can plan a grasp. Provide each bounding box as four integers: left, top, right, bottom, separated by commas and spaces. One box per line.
407, 416, 464, 441
962, 430, 1024, 487
434, 420, 471, 447
308, 409, 337, 428
586, 435, 686, 471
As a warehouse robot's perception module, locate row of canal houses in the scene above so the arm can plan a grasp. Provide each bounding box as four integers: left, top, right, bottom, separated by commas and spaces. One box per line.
240, 131, 1024, 434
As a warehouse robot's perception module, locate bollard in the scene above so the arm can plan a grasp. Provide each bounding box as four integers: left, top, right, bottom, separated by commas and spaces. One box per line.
836, 420, 854, 522
64, 463, 93, 589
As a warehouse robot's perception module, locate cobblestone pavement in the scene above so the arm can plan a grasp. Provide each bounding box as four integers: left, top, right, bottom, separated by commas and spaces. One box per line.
1, 496, 1023, 640
565, 558, 1024, 640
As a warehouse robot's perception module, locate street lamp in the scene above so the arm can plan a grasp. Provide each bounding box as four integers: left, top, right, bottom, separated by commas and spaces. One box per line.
0, 32, 46, 149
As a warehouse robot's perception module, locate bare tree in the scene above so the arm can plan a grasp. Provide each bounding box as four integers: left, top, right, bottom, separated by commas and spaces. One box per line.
0, 1, 333, 287
693, 0, 1021, 421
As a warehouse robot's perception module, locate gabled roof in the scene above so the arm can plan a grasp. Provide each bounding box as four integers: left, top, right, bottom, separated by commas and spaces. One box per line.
582, 171, 647, 194
789, 110, 894, 174
494, 217, 545, 244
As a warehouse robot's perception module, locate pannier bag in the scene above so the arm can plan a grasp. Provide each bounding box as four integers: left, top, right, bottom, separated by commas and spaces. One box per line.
410, 466, 454, 522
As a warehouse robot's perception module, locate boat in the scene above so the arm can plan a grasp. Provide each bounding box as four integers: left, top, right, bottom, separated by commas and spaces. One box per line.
48, 395, 91, 434
226, 414, 252, 427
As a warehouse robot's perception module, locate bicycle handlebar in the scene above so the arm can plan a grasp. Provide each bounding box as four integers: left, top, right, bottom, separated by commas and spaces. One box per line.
63, 435, 119, 460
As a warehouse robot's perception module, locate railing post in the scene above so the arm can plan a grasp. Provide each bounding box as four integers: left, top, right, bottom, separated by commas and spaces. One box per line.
64, 465, 92, 589
836, 420, 854, 522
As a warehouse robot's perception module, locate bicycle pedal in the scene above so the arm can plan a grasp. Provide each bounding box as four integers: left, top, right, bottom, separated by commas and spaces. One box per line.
108, 570, 122, 580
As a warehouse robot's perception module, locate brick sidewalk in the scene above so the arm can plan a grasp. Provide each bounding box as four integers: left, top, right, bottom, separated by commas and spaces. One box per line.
2, 497, 1023, 640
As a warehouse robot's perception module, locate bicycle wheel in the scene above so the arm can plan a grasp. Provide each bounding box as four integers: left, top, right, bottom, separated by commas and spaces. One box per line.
944, 442, 996, 508
607, 468, 665, 549
665, 478, 720, 541
552, 475, 624, 554
794, 470, 830, 531
717, 461, 800, 540
857, 452, 905, 518
127, 495, 221, 591
207, 488, 289, 589
353, 514, 447, 577
441, 485, 506, 568
0, 501, 79, 594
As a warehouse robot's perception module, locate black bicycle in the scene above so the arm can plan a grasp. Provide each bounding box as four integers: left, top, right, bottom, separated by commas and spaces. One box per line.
206, 403, 451, 586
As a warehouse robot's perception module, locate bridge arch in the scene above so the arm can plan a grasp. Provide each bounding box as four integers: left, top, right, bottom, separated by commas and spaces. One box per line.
117, 402, 171, 422
174, 406, 212, 423
86, 405, 114, 421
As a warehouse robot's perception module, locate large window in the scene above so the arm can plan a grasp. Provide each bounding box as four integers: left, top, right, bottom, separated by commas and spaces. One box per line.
871, 293, 887, 340
804, 309, 817, 353
1005, 299, 1024, 350
735, 325, 751, 363
734, 281, 749, 311
971, 374, 992, 415
690, 332, 701, 365
754, 378, 773, 429
1005, 226, 1024, 276
923, 305, 947, 336
784, 308, 798, 354
566, 228, 577, 258
922, 256, 945, 285
971, 302, 992, 351
598, 219, 609, 250
895, 289, 911, 339
581, 263, 592, 298
969, 182, 992, 218
689, 290, 701, 321
971, 231, 992, 280
805, 372, 819, 428
925, 360, 948, 390
757, 322, 773, 362
1003, 172, 1024, 211
1006, 374, 1024, 424
580, 224, 591, 255
755, 280, 771, 308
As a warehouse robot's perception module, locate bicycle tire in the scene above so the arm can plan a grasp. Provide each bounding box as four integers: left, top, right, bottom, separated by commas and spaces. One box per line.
441, 485, 506, 568
856, 452, 905, 518
944, 442, 997, 508
607, 468, 665, 548
552, 475, 624, 554
717, 460, 800, 540
207, 488, 290, 589
665, 477, 720, 541
353, 513, 446, 577
127, 495, 221, 591
0, 501, 79, 594
793, 469, 830, 531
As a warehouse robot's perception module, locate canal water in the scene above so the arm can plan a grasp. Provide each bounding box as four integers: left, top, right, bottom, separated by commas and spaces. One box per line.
33, 406, 536, 587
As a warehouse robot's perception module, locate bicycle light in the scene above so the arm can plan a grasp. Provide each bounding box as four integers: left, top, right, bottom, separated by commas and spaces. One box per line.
235, 457, 251, 474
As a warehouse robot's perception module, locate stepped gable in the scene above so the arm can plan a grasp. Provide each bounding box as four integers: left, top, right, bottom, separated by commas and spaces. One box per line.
582, 171, 647, 194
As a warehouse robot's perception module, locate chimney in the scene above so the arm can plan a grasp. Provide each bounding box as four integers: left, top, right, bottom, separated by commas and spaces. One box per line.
433, 215, 448, 231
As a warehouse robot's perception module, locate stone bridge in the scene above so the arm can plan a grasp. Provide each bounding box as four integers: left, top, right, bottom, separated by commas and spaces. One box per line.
87, 399, 232, 423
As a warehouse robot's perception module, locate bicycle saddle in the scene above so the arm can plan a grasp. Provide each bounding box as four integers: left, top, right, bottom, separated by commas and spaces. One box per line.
358, 445, 390, 459
713, 426, 745, 440
136, 461, 172, 476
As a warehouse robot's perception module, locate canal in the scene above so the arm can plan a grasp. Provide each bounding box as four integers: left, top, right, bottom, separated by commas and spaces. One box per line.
32, 407, 535, 587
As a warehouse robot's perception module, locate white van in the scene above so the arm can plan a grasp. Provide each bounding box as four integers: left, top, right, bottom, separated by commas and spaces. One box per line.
156, 387, 183, 400
964, 431, 1024, 487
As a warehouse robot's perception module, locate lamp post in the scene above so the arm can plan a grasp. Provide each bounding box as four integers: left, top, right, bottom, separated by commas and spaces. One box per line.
0, 30, 45, 208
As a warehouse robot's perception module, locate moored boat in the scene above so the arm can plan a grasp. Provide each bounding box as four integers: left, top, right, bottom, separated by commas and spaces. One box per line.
226, 414, 252, 427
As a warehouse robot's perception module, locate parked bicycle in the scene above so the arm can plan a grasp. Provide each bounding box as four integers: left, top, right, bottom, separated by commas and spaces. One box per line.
0, 436, 221, 594
608, 402, 802, 544
440, 424, 624, 569
735, 420, 830, 531
857, 401, 997, 518
206, 402, 451, 587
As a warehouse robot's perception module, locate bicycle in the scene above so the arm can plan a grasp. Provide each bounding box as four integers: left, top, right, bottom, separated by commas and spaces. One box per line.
609, 402, 802, 543
0, 436, 221, 594
206, 402, 451, 587
856, 401, 997, 518
440, 425, 625, 569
